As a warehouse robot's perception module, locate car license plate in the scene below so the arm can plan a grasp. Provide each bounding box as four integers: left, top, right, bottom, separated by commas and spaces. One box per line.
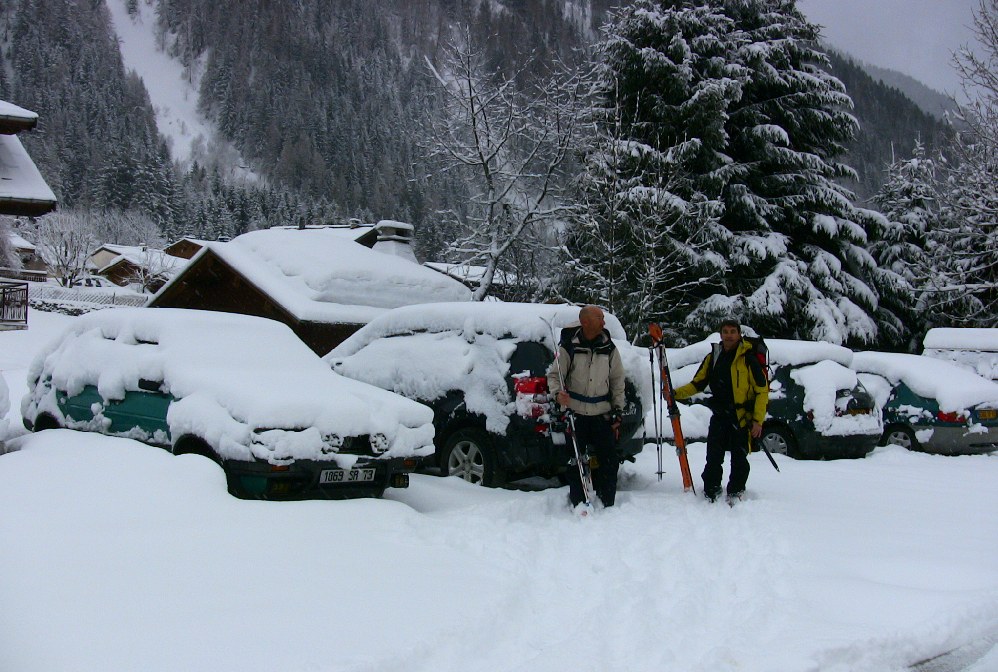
979, 409, 997, 420
319, 468, 376, 484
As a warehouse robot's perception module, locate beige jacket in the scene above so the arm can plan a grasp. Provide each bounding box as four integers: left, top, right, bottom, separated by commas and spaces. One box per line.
546, 327, 626, 417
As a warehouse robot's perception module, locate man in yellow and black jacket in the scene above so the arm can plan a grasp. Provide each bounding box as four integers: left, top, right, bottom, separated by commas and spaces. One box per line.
674, 320, 769, 503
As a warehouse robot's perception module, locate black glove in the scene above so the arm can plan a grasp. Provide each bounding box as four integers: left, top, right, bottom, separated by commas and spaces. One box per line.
610, 410, 623, 426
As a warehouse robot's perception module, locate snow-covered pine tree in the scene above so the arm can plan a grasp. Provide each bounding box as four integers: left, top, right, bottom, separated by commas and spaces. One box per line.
867, 142, 937, 348
925, 0, 998, 326
564, 3, 733, 341
581, 0, 887, 346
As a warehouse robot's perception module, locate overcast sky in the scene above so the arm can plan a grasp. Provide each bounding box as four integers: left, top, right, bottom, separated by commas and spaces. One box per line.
798, 0, 982, 98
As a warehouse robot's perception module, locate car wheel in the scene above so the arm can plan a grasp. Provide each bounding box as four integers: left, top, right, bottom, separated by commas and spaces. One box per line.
883, 424, 921, 451
760, 424, 798, 459
441, 428, 505, 487
32, 413, 61, 432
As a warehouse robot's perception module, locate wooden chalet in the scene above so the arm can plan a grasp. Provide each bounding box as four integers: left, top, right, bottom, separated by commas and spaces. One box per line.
1, 99, 56, 330
148, 226, 471, 355
1, 231, 48, 283
86, 244, 187, 292
163, 237, 209, 260
0, 100, 57, 218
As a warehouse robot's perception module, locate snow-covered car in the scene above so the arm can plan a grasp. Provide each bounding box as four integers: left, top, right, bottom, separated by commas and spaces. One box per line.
326, 303, 648, 487
921, 327, 998, 382
853, 351, 998, 455
671, 337, 881, 459
72, 275, 115, 289
21, 308, 434, 499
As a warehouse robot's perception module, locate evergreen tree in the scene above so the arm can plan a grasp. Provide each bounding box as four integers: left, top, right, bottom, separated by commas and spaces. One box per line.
925, 0, 998, 326
579, 0, 886, 346
868, 142, 937, 348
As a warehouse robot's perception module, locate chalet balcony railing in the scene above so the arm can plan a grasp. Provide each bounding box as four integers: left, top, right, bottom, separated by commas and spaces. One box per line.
26, 283, 147, 307
0, 281, 28, 329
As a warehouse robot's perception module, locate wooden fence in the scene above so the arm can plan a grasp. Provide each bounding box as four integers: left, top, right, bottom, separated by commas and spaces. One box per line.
26, 283, 148, 307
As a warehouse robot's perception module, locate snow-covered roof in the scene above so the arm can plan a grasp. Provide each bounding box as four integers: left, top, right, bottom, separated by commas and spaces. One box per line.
23, 308, 434, 462
853, 351, 998, 411
270, 223, 377, 244
7, 231, 35, 251
921, 328, 998, 381
185, 228, 471, 325
0, 135, 57, 215
0, 100, 38, 130
96, 246, 188, 277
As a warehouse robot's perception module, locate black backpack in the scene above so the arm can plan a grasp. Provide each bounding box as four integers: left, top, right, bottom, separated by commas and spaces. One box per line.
711, 334, 770, 384
742, 335, 770, 383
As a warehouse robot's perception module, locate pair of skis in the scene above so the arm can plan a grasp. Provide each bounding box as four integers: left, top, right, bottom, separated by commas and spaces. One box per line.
648, 323, 695, 494
649, 324, 780, 492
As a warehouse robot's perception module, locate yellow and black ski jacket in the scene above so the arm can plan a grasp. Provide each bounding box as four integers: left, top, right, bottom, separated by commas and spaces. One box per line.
674, 339, 769, 429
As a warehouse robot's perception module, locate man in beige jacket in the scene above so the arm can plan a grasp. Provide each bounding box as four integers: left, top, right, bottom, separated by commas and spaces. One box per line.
547, 305, 626, 507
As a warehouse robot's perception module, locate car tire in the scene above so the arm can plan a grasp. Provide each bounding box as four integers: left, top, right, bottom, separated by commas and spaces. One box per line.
440, 428, 505, 487
32, 413, 61, 432
760, 424, 798, 459
883, 424, 921, 451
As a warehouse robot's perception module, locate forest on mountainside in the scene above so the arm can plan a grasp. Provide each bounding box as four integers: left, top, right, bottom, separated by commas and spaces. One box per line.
4, 0, 991, 346
1, 0, 947, 247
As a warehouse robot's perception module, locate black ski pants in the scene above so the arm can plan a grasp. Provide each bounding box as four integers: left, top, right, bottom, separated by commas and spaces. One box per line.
567, 412, 618, 507
703, 412, 750, 498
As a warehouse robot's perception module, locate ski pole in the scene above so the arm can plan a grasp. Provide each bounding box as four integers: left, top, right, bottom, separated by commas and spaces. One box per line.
755, 438, 781, 472
648, 345, 663, 481
649, 323, 695, 494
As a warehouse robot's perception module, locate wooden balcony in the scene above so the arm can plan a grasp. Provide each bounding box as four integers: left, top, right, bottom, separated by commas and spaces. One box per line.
0, 280, 28, 330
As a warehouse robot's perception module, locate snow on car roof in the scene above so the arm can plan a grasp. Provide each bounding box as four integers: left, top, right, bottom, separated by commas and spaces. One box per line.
852, 351, 998, 411
328, 302, 627, 357
667, 334, 853, 369
24, 308, 434, 459
327, 303, 637, 434
194, 228, 472, 324
922, 328, 998, 352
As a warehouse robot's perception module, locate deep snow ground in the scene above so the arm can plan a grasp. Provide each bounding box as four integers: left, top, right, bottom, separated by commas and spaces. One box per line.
1, 311, 997, 672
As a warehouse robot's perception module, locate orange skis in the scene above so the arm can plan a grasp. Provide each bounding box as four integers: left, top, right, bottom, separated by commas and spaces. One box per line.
649, 323, 695, 493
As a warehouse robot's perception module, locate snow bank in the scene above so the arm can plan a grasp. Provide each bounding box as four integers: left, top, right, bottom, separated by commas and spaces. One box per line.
854, 351, 998, 412
22, 308, 434, 462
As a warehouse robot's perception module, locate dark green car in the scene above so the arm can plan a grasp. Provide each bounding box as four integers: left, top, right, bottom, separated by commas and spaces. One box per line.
854, 351, 998, 455
760, 356, 880, 459
22, 308, 435, 500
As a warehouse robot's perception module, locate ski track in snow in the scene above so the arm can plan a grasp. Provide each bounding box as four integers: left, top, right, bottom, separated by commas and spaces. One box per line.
382, 465, 805, 672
